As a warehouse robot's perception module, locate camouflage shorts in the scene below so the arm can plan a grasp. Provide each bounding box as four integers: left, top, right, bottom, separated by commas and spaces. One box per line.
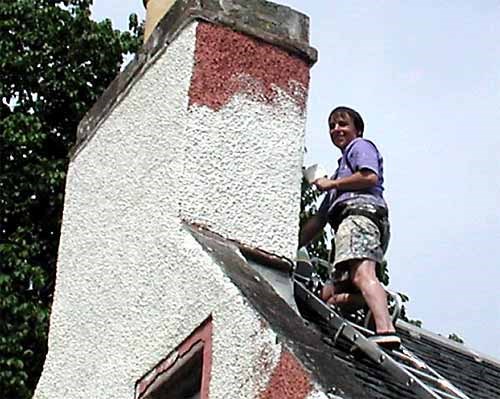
333, 214, 390, 269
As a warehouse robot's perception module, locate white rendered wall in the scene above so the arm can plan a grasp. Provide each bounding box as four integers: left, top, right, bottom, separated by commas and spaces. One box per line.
34, 22, 201, 399
182, 91, 305, 259
34, 21, 308, 399
35, 224, 283, 399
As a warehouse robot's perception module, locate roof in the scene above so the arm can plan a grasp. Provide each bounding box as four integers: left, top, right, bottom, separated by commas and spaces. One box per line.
396, 322, 500, 398
185, 223, 500, 399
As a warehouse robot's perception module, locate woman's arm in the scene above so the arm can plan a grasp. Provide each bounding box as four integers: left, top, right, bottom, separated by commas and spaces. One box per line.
313, 169, 377, 192
298, 214, 327, 248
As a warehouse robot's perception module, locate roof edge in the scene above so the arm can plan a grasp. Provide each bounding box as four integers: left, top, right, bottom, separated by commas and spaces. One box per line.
397, 319, 500, 367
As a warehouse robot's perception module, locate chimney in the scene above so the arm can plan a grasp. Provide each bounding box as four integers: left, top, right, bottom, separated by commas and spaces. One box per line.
34, 2, 317, 398
71, 0, 317, 259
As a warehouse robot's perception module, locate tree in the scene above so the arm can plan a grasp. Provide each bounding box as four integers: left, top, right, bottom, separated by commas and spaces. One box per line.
448, 333, 464, 344
299, 176, 329, 261
0, 1, 141, 397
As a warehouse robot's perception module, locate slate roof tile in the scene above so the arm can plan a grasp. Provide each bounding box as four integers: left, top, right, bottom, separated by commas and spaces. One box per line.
185, 223, 500, 398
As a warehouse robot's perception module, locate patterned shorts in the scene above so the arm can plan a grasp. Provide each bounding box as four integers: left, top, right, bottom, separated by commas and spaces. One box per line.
333, 214, 390, 269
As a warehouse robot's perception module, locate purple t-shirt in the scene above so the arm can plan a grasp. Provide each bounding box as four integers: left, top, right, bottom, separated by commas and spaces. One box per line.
318, 138, 387, 217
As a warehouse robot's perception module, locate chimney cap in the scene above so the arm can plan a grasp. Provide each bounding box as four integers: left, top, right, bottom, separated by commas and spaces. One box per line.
143, 0, 317, 65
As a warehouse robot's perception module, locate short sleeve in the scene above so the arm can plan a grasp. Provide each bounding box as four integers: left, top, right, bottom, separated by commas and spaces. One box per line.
346, 139, 380, 175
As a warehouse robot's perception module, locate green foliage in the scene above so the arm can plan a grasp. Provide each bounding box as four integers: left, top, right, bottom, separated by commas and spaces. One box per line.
397, 292, 422, 327
299, 176, 329, 261
448, 333, 464, 344
377, 259, 389, 286
0, 1, 141, 397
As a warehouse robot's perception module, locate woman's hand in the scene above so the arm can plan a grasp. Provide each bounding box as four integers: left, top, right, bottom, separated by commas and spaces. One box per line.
313, 177, 336, 192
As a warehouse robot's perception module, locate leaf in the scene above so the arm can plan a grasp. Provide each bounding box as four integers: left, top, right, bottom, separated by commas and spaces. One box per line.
0, 2, 141, 397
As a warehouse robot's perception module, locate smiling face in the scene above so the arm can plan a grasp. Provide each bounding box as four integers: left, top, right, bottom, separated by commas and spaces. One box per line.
329, 111, 361, 151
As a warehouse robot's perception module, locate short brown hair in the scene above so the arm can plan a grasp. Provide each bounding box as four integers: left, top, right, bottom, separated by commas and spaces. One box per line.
329, 106, 365, 136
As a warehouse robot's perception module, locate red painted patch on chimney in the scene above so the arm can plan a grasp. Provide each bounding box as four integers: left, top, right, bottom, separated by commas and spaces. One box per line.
259, 349, 312, 399
188, 22, 309, 111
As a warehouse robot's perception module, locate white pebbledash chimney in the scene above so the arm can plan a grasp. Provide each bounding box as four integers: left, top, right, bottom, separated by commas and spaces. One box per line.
34, 1, 317, 398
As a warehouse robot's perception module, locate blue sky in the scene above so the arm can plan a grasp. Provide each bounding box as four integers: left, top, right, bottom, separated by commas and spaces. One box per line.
92, 1, 500, 359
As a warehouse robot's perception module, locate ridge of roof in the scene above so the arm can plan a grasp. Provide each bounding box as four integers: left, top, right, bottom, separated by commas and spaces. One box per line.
183, 221, 500, 399
397, 319, 500, 368
185, 223, 374, 398
184, 222, 429, 398
186, 221, 500, 369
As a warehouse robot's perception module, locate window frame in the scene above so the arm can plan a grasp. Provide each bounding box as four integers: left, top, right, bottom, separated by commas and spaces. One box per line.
135, 316, 213, 399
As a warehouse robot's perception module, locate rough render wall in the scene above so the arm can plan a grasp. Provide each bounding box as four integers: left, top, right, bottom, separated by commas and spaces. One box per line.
182, 23, 309, 259
34, 22, 200, 399
35, 21, 311, 399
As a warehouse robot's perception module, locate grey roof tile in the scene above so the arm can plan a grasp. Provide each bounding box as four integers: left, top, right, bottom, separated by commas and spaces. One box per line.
185, 223, 500, 398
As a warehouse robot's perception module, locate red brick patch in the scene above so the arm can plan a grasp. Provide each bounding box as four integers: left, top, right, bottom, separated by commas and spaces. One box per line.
259, 349, 312, 399
188, 22, 309, 111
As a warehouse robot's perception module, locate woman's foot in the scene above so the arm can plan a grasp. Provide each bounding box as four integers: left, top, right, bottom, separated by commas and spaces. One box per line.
368, 332, 401, 350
